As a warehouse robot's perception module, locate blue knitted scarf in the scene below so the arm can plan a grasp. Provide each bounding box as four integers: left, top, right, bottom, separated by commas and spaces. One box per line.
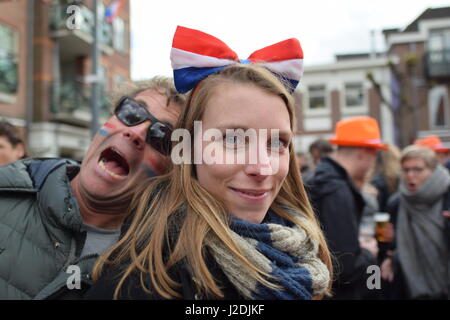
207, 210, 330, 300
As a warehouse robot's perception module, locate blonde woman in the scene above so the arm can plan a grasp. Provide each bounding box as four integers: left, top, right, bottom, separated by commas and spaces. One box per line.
372, 144, 402, 213
381, 145, 450, 299
86, 27, 332, 300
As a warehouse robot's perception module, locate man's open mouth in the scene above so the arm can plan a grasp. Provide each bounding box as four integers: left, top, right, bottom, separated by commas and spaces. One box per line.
98, 147, 130, 178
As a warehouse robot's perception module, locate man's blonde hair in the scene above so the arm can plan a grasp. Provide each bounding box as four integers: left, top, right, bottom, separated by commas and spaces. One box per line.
111, 76, 186, 113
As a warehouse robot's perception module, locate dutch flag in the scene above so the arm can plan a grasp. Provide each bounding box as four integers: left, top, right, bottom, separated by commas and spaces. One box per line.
170, 26, 304, 93
105, 0, 125, 23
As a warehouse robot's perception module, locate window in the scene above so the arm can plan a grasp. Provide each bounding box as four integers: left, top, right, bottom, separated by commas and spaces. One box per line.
345, 82, 364, 107
0, 23, 18, 95
308, 85, 326, 110
429, 29, 450, 64
98, 1, 105, 17
113, 17, 125, 53
99, 65, 111, 114
429, 29, 450, 51
428, 86, 449, 129
436, 97, 445, 127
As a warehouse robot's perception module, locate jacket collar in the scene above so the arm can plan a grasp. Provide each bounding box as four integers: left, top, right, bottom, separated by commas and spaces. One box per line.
38, 162, 84, 233
316, 156, 363, 197
0, 159, 35, 192
0, 159, 84, 233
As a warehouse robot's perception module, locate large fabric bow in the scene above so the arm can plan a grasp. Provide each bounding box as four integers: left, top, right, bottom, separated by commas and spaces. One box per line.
170, 26, 304, 93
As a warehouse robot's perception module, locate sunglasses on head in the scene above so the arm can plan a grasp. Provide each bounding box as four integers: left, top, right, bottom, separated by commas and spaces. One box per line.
114, 96, 173, 156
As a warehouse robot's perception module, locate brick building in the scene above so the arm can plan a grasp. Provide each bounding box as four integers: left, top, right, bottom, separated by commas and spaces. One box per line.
0, 0, 131, 160
294, 53, 394, 151
294, 6, 450, 152
383, 6, 450, 148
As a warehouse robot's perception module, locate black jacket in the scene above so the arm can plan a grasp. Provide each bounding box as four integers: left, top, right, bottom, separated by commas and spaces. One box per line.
84, 209, 243, 300
84, 248, 242, 300
371, 173, 400, 213
305, 157, 377, 299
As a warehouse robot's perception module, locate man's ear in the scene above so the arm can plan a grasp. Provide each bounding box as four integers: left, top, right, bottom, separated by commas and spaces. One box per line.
356, 148, 365, 160
13, 142, 25, 159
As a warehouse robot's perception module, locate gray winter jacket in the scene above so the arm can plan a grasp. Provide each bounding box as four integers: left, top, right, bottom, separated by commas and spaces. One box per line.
0, 158, 98, 299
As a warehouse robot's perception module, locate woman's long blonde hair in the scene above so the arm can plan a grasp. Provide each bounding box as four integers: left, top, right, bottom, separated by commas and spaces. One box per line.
92, 64, 333, 299
375, 144, 401, 194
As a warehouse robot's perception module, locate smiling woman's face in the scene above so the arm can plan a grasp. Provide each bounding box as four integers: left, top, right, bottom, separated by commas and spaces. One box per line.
195, 82, 292, 224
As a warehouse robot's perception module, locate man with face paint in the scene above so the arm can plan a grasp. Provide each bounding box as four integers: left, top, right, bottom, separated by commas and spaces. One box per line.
0, 77, 185, 299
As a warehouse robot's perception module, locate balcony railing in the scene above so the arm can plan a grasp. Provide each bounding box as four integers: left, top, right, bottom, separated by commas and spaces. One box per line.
425, 49, 450, 79
0, 56, 18, 94
49, 1, 113, 48
52, 80, 111, 125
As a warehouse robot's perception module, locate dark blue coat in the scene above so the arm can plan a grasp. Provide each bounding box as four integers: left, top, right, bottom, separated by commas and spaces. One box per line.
305, 157, 377, 300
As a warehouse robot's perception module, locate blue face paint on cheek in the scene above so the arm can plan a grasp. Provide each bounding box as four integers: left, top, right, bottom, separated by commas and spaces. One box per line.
98, 128, 110, 136
140, 164, 157, 177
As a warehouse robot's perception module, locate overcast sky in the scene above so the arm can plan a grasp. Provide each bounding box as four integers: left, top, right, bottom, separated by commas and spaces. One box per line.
129, 0, 450, 81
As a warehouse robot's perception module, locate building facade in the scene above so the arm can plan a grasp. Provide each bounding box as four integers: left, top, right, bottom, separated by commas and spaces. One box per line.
294, 6, 450, 152
0, 0, 28, 130
294, 53, 394, 152
0, 0, 131, 160
383, 6, 450, 148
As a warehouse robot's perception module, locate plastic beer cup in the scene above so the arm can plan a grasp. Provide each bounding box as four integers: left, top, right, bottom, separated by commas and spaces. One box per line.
374, 212, 390, 242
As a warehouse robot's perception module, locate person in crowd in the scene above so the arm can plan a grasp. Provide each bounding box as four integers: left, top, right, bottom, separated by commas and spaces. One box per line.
0, 120, 26, 166
306, 116, 386, 299
380, 145, 450, 300
371, 144, 401, 213
359, 171, 379, 239
301, 139, 333, 180
85, 26, 332, 300
309, 138, 333, 168
370, 143, 400, 275
0, 77, 185, 299
296, 151, 311, 174
415, 135, 450, 166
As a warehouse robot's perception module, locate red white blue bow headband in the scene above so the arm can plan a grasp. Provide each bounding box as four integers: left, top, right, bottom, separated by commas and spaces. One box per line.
170, 26, 304, 94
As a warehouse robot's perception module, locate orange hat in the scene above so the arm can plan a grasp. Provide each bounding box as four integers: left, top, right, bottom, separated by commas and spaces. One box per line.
329, 116, 387, 150
414, 135, 450, 153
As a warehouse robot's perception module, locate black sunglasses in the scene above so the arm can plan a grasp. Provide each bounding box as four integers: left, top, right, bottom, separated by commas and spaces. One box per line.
114, 96, 173, 156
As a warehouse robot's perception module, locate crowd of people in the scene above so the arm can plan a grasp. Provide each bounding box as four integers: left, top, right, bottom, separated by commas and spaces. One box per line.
0, 25, 449, 300
302, 125, 450, 300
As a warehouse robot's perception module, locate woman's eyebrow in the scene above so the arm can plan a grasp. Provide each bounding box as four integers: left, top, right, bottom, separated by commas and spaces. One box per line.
215, 123, 289, 130
216, 125, 251, 131
215, 126, 292, 136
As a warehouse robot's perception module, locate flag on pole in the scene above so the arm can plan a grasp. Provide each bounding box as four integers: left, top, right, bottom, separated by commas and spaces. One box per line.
105, 0, 126, 23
